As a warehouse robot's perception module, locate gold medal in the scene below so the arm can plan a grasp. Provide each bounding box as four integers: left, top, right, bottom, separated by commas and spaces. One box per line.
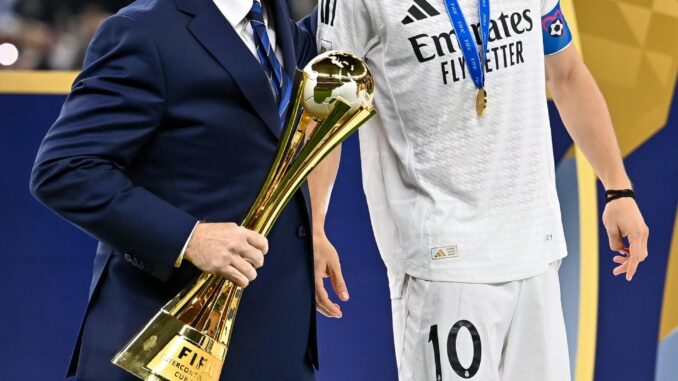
476, 88, 487, 117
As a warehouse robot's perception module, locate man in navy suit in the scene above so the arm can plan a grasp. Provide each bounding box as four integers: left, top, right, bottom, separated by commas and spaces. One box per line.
30, 0, 325, 379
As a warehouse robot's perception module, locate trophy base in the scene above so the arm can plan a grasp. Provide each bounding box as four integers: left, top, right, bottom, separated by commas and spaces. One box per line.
112, 310, 226, 381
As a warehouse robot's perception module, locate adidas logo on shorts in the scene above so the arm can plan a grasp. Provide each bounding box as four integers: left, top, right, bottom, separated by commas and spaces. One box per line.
402, 0, 441, 25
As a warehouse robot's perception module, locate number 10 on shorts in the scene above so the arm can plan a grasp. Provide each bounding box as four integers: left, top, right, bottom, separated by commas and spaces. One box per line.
428, 320, 482, 380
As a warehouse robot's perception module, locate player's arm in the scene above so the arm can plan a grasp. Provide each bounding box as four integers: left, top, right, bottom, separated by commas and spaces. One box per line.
545, 45, 649, 281
309, 147, 347, 318
311, 0, 379, 317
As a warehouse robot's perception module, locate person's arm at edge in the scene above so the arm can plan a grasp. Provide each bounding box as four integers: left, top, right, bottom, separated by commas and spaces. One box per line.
545, 45, 649, 281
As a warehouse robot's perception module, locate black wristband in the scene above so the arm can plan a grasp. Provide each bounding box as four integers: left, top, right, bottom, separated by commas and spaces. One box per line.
605, 189, 635, 204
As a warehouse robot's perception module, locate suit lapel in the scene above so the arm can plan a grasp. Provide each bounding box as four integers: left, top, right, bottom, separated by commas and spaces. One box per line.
175, 0, 312, 218
176, 0, 282, 139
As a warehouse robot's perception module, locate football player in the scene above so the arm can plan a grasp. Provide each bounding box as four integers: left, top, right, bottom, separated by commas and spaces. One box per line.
310, 0, 649, 380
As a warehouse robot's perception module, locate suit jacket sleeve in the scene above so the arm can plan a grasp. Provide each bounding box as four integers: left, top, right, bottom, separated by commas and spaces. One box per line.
292, 7, 319, 67
30, 14, 198, 282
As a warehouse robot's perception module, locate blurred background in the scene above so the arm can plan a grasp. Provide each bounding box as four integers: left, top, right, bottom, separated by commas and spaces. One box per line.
0, 1, 676, 381
0, 0, 314, 70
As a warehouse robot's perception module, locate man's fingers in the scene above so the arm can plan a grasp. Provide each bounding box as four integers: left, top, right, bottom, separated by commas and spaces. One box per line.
316, 303, 331, 317
625, 257, 639, 281
223, 266, 251, 288
315, 296, 336, 317
625, 226, 649, 281
316, 292, 341, 317
243, 228, 269, 254
239, 246, 265, 269
606, 228, 625, 252
318, 299, 342, 318
232, 256, 259, 281
328, 262, 350, 302
628, 232, 649, 263
612, 255, 628, 264
315, 300, 336, 318
315, 276, 342, 318
613, 261, 628, 276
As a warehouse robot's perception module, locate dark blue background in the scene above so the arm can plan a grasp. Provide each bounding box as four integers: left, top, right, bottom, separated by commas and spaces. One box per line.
593, 96, 678, 381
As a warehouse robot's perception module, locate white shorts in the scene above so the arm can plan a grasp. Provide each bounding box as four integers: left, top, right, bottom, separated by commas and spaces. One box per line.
391, 262, 570, 381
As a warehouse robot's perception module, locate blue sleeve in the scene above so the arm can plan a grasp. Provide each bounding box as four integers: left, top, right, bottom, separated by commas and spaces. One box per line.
29, 15, 198, 282
541, 1, 573, 55
292, 6, 319, 67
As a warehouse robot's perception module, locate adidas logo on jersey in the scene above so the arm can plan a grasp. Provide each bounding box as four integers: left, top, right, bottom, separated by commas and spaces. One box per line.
402, 0, 441, 25
430, 245, 459, 260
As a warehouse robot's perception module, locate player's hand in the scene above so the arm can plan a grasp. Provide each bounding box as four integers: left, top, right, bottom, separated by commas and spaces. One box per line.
602, 197, 649, 281
313, 232, 349, 318
184, 222, 269, 287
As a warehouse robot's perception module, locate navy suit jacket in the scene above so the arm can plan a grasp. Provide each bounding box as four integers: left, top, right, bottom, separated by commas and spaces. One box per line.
30, 0, 319, 379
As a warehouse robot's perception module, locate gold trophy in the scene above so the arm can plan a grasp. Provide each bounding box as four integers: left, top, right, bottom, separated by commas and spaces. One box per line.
112, 51, 376, 381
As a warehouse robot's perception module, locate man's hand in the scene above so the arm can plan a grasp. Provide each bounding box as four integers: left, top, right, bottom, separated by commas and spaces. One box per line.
602, 198, 649, 281
314, 233, 349, 318
184, 222, 269, 287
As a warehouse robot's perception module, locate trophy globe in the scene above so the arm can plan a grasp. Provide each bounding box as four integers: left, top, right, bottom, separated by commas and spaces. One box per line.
302, 51, 375, 120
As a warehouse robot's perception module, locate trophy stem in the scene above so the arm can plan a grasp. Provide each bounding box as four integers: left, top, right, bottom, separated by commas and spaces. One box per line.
254, 106, 376, 236
165, 273, 214, 316
217, 284, 244, 347
193, 277, 227, 333
173, 274, 219, 324
207, 281, 237, 338
243, 71, 306, 227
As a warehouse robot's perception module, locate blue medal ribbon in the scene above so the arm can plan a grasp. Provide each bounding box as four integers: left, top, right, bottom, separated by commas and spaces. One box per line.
443, 0, 490, 92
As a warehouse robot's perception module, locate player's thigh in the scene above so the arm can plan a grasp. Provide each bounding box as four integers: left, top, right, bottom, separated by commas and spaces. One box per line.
501, 263, 570, 381
398, 277, 517, 381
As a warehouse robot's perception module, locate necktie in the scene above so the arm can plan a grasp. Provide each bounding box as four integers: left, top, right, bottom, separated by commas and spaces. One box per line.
248, 1, 292, 129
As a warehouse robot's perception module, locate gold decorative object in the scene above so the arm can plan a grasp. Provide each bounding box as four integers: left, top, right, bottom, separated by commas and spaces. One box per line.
111, 51, 376, 381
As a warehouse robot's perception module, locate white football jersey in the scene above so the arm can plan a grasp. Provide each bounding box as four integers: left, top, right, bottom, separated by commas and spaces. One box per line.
318, 0, 571, 296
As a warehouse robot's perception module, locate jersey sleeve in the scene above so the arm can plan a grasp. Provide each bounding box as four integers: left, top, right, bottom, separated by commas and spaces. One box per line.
316, 0, 379, 59
540, 0, 573, 55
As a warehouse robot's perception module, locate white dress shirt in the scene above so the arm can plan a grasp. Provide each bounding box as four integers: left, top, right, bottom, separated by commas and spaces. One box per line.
212, 0, 284, 65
